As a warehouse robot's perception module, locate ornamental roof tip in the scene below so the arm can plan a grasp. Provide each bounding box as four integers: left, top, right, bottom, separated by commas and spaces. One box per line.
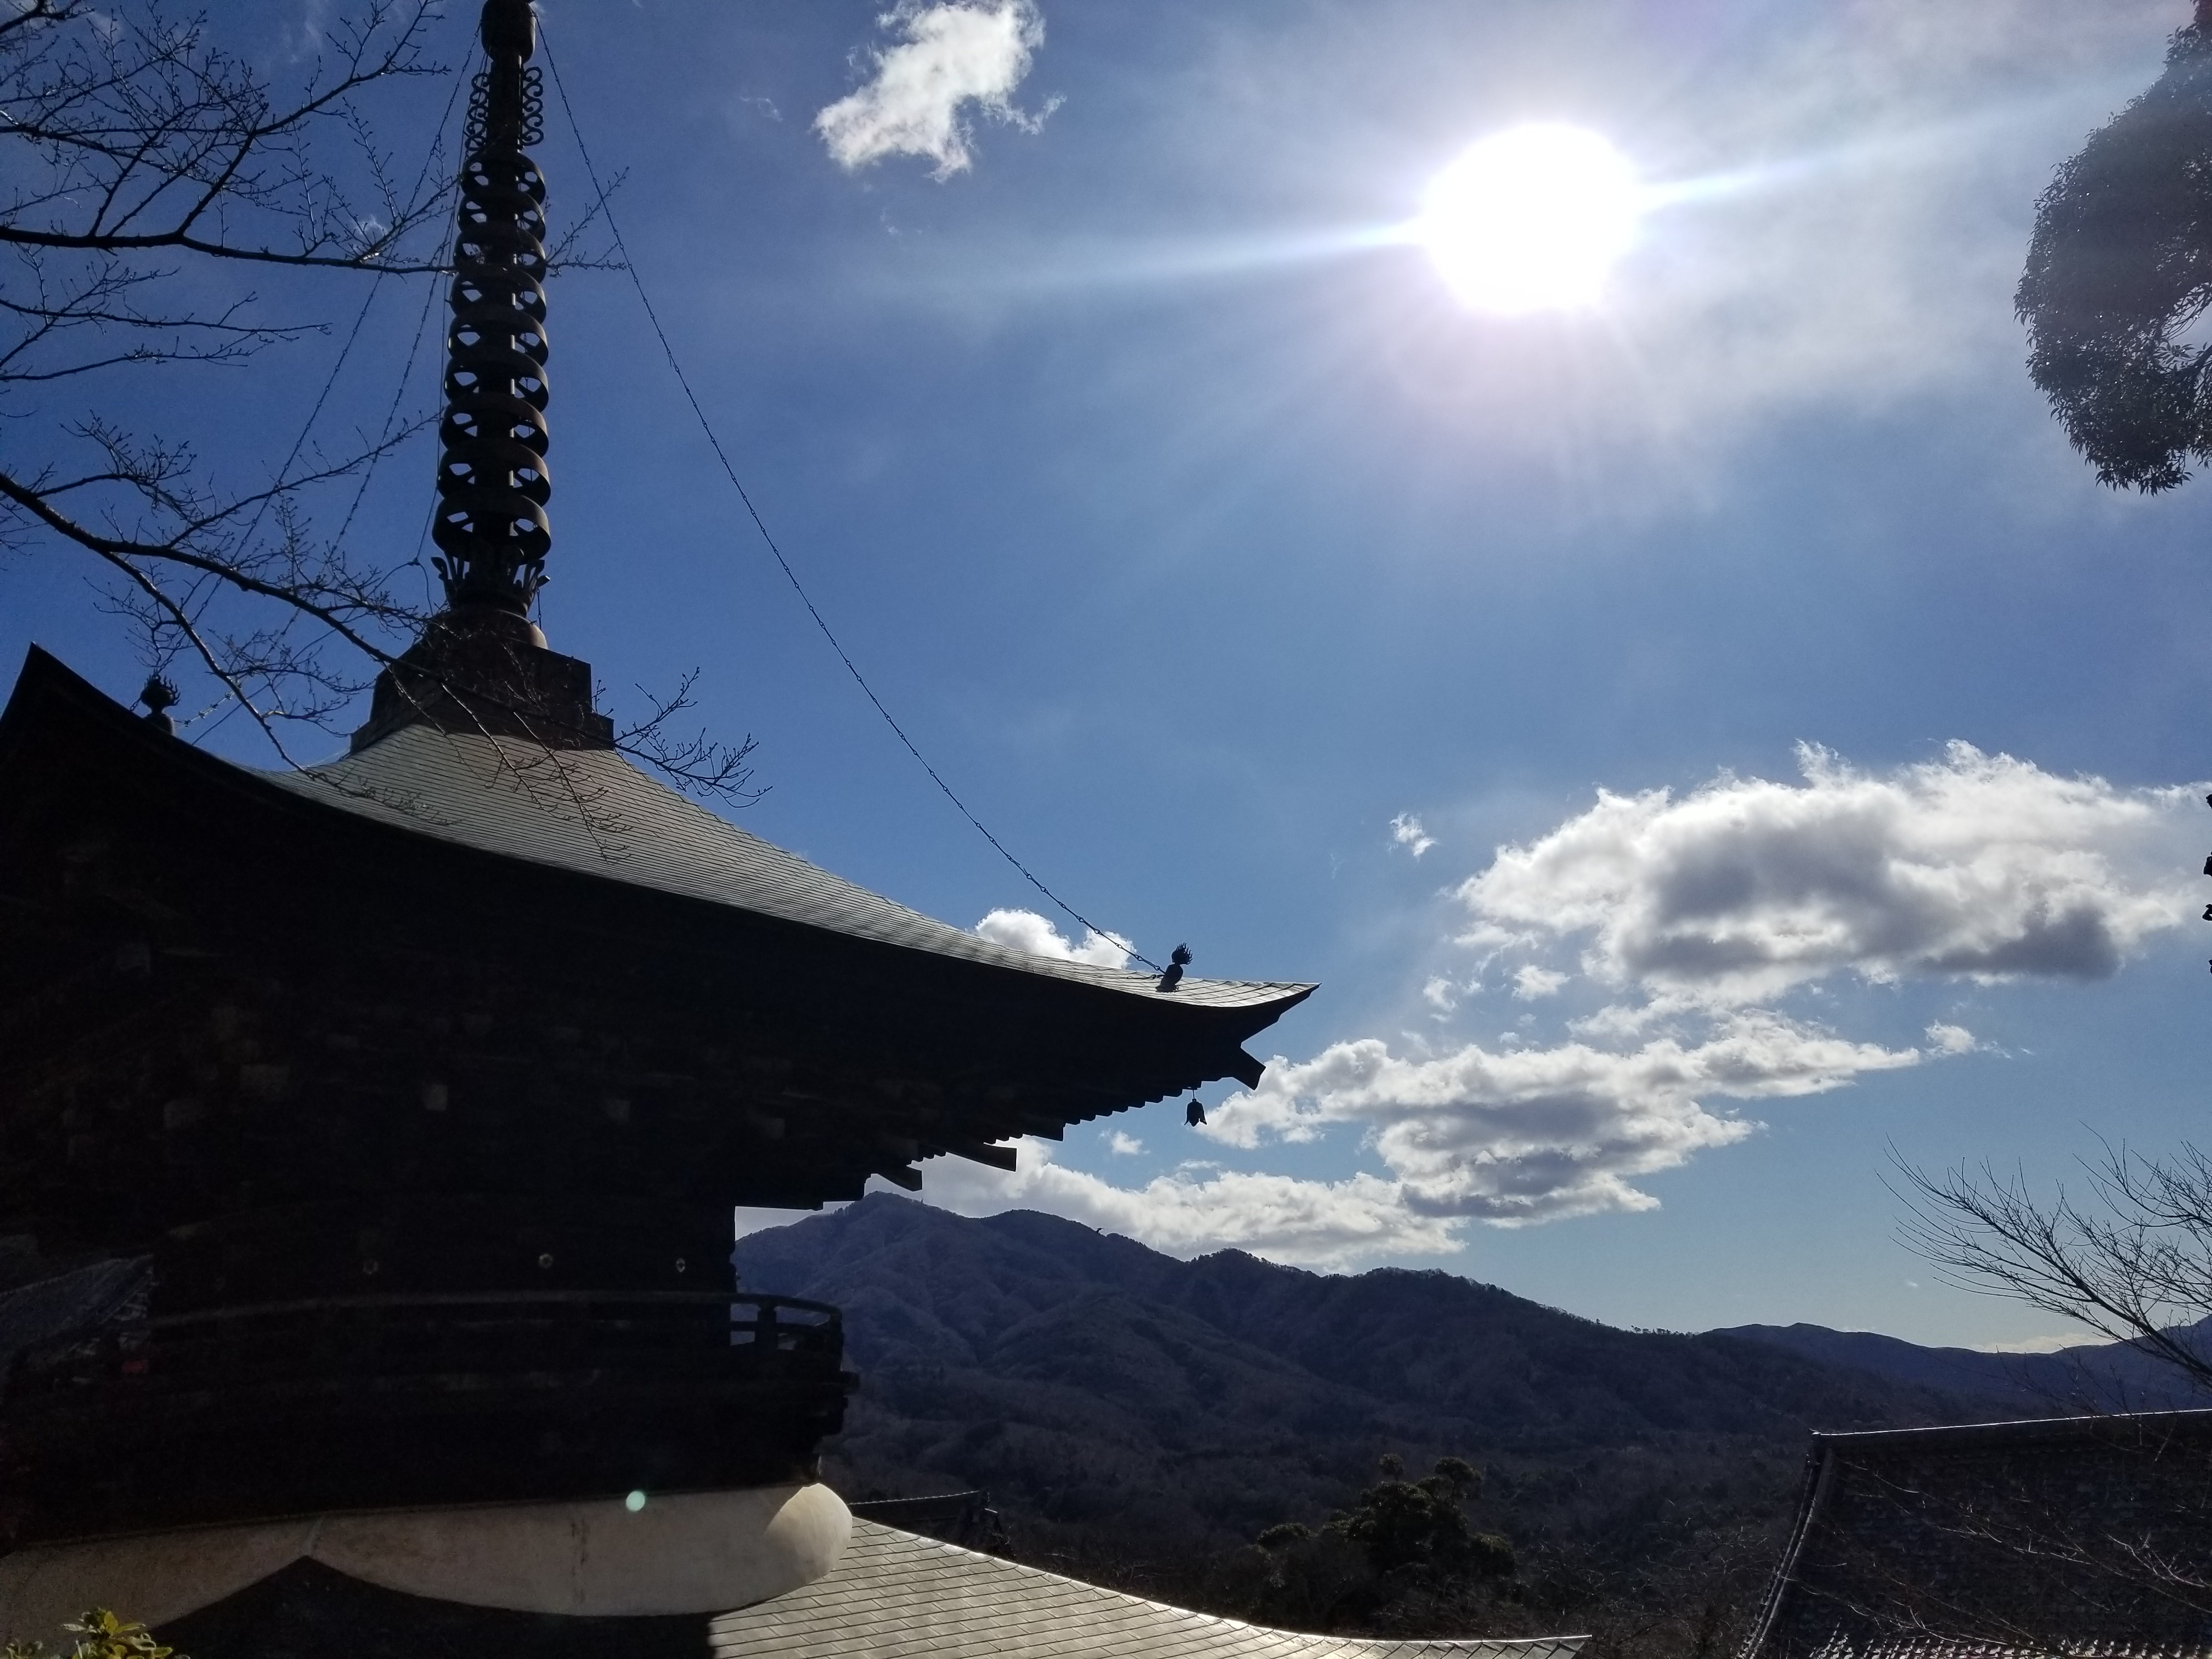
259, 720, 1314, 1014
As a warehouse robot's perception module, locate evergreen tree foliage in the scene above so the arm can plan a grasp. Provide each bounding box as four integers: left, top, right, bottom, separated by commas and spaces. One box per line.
2019, 13, 2212, 490
1323, 1454, 1515, 1578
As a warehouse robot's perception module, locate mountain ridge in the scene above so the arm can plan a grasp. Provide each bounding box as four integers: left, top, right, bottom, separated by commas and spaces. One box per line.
728, 1192, 2205, 1653
1716, 1317, 2207, 1414
731, 1194, 2028, 1555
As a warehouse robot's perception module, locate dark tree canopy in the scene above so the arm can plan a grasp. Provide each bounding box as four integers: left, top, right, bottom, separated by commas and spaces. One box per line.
2019, 11, 2212, 492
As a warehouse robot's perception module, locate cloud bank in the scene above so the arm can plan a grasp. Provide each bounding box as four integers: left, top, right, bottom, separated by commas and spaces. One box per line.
1464, 742, 2188, 1008
907, 1012, 1923, 1257
1203, 1013, 1921, 1226
911, 745, 2193, 1269
816, 0, 1053, 179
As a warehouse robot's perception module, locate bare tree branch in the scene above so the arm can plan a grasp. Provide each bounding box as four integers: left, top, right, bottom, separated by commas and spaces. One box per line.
2, 0, 455, 725
3, 0, 749, 812
614, 670, 765, 807
1894, 1143, 2212, 1395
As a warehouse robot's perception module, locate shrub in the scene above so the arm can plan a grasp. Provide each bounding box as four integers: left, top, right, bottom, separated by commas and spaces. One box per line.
3, 1609, 184, 1659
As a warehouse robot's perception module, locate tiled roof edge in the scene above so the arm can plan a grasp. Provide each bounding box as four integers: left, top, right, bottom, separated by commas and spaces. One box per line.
853, 1523, 1588, 1655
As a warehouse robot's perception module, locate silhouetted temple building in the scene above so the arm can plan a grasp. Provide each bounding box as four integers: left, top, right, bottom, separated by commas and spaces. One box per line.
0, 1, 1431, 1647
1743, 1410, 2212, 1658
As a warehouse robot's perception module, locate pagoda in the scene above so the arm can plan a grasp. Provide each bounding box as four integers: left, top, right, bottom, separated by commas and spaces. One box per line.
0, 1, 1310, 1635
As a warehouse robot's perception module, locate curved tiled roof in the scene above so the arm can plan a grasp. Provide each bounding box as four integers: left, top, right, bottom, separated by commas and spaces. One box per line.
708, 1521, 1587, 1659
263, 725, 1311, 1015
1743, 1410, 2212, 1659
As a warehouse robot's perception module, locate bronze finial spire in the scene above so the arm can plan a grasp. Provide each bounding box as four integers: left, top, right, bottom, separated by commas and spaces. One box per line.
351, 0, 611, 751
430, 0, 551, 619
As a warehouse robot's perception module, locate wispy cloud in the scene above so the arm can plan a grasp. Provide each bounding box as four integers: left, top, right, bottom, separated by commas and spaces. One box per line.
904, 1010, 1931, 1257
975, 906, 1131, 968
1204, 1013, 1926, 1227
1390, 812, 1436, 857
1924, 1022, 1980, 1056
1511, 964, 1567, 1001
816, 0, 1056, 179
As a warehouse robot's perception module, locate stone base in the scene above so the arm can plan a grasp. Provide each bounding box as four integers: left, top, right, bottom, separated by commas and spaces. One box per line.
0, 1483, 850, 1642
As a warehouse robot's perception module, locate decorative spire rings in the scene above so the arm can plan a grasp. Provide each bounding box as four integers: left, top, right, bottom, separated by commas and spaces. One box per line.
431, 0, 552, 617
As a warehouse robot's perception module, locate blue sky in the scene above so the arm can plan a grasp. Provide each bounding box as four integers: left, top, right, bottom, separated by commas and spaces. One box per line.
10, 0, 2212, 1350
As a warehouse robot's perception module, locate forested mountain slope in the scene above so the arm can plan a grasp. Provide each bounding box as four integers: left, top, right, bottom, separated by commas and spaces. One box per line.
733, 1195, 2012, 1561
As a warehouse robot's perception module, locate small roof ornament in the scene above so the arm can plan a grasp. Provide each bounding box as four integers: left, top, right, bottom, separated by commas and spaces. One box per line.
137, 673, 178, 733
1158, 943, 1192, 992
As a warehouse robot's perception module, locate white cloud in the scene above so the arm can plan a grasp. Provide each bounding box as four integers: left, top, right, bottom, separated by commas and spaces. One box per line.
1923, 1022, 1979, 1056
1204, 1013, 1925, 1227
1390, 812, 1436, 857
1463, 743, 2190, 1009
899, 1007, 1941, 1261
910, 1137, 1460, 1269
1107, 1130, 1144, 1156
975, 907, 1131, 968
1512, 964, 1568, 1001
815, 0, 1053, 179
948, 741, 2187, 1265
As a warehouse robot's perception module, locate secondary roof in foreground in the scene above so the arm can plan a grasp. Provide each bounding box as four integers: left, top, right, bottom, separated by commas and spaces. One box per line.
163, 1518, 1587, 1658
1743, 1409, 2212, 1659
707, 1521, 1585, 1659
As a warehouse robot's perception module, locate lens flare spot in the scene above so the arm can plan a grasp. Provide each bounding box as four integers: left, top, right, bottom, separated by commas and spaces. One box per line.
1418, 125, 1644, 314
626, 1489, 648, 1513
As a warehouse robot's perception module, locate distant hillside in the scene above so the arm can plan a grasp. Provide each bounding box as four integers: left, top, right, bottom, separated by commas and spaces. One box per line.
733, 1195, 2014, 1561
1717, 1319, 2210, 1414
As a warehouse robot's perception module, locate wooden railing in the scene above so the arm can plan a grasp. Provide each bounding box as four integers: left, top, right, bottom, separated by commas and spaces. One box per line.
9, 1289, 844, 1392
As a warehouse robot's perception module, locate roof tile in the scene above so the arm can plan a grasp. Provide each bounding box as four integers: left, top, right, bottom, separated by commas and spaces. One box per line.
704, 1522, 1582, 1659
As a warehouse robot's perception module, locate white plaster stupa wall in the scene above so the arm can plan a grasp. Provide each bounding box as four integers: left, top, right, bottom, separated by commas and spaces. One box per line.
0, 1481, 850, 1640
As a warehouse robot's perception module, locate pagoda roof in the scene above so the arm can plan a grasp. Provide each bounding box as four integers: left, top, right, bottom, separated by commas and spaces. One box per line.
263, 716, 1306, 1015
1, 645, 1310, 1032
0, 646, 1314, 1218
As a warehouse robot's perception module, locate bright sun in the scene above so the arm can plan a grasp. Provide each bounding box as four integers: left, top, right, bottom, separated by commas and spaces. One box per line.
1417, 125, 1643, 315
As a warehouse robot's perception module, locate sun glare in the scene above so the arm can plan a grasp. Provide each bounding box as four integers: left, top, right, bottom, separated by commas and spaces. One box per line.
1418, 125, 1644, 315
